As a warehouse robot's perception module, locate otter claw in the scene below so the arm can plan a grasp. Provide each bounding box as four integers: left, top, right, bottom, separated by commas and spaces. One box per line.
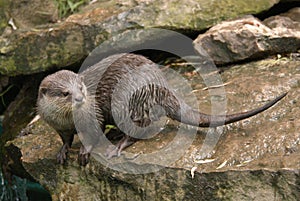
78, 145, 91, 166
105, 136, 136, 159
105, 145, 121, 159
56, 144, 69, 164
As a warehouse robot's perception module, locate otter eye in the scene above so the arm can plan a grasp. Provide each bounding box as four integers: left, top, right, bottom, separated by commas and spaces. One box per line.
40, 87, 47, 95
79, 75, 84, 83
62, 91, 70, 97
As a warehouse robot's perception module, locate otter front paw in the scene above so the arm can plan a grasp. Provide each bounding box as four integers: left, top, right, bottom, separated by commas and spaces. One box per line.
78, 145, 90, 166
56, 144, 69, 164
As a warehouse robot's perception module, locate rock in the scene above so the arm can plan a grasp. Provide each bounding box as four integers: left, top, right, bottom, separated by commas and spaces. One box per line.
193, 8, 300, 65
0, 75, 42, 180
6, 0, 58, 29
0, 0, 281, 76
3, 56, 299, 200
263, 7, 300, 35
0, 1, 9, 35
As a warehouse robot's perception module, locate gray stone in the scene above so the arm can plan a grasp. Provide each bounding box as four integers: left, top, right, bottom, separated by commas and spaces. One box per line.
264, 7, 300, 35
0, 0, 281, 76
193, 8, 300, 65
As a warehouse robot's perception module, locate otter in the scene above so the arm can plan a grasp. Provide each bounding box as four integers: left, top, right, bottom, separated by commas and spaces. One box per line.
37, 53, 287, 165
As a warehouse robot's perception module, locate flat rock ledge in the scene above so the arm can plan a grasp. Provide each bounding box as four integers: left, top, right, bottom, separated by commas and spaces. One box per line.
5, 138, 300, 201
4, 57, 300, 201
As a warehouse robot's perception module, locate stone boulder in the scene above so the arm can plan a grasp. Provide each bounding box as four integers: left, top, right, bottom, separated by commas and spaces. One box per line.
0, 0, 281, 76
193, 8, 300, 65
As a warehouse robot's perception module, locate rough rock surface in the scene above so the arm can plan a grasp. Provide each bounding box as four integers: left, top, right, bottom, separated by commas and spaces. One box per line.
0, 0, 281, 76
264, 7, 300, 35
5, 0, 58, 30
3, 56, 299, 200
0, 1, 9, 34
193, 8, 300, 65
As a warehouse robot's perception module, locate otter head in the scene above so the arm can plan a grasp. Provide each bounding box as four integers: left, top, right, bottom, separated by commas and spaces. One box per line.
37, 70, 87, 130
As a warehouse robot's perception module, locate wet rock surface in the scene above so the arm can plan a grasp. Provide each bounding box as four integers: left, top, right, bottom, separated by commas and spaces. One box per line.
193, 8, 300, 65
4, 55, 299, 200
0, 0, 281, 76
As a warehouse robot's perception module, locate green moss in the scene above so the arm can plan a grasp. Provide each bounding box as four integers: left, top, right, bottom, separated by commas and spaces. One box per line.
0, 57, 16, 75
140, 0, 278, 30
0, 0, 8, 34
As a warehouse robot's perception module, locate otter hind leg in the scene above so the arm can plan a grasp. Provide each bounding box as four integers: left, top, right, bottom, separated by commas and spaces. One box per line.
106, 135, 137, 159
105, 114, 155, 158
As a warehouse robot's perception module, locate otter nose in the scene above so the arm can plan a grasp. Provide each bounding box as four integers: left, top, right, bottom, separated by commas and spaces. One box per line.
74, 95, 83, 103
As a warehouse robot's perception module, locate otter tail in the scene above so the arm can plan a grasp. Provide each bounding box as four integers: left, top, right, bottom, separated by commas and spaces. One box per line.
175, 92, 287, 128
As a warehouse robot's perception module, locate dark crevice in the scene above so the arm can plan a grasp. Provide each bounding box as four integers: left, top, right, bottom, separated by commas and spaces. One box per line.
255, 1, 300, 20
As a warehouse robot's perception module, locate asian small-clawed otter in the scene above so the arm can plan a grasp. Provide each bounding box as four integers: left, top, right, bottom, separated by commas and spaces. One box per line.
37, 53, 287, 166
